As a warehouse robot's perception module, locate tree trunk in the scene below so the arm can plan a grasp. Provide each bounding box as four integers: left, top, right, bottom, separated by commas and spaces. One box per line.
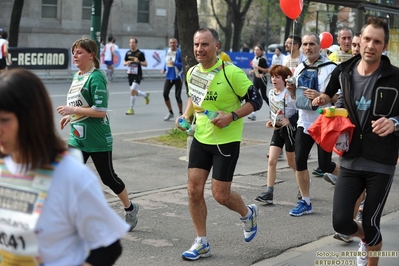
284, 16, 291, 43
225, 0, 254, 51
175, 0, 199, 76
101, 0, 114, 43
224, 8, 233, 52
330, 5, 339, 43
174, 11, 179, 40
210, 0, 232, 52
232, 17, 244, 51
294, 0, 309, 36
8, 0, 24, 47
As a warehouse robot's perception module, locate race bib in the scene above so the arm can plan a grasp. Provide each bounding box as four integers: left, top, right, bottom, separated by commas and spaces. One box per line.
0, 156, 60, 266
67, 74, 90, 123
127, 62, 139, 74
336, 51, 352, 64
188, 68, 217, 107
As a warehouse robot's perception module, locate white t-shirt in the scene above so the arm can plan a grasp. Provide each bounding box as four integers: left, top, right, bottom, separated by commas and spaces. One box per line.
103, 43, 114, 61
3, 154, 129, 266
294, 58, 336, 134
0, 38, 6, 59
271, 54, 285, 66
269, 87, 296, 128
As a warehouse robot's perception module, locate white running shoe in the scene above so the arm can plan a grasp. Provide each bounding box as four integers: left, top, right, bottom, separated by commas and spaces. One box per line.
357, 240, 368, 266
241, 204, 258, 242
125, 202, 139, 231
323, 172, 338, 185
247, 113, 256, 121
181, 238, 211, 261
164, 113, 174, 121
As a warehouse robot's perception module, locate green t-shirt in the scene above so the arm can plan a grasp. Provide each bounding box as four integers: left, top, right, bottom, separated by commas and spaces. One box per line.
68, 69, 113, 152
187, 59, 253, 145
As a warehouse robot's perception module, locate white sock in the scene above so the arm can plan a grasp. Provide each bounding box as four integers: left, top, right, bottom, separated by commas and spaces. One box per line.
302, 197, 311, 205
196, 236, 208, 244
241, 206, 252, 220
130, 96, 136, 108
137, 90, 146, 97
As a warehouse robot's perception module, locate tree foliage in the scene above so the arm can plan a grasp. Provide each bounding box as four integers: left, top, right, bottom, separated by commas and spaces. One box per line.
210, 0, 233, 51
242, 0, 286, 49
225, 0, 253, 51
208, 0, 253, 51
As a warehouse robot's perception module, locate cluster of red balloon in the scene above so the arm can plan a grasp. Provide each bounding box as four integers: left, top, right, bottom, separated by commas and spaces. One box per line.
319, 32, 333, 49
280, 0, 303, 20
280, 0, 334, 50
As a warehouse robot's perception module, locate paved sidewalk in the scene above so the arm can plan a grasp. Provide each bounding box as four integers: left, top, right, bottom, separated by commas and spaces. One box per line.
254, 210, 399, 266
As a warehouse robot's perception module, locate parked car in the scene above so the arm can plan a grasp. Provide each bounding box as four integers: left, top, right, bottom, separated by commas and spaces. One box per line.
267, 43, 285, 54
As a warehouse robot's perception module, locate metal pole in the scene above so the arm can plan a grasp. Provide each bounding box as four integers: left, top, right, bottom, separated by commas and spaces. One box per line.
316, 11, 319, 34
91, 0, 102, 58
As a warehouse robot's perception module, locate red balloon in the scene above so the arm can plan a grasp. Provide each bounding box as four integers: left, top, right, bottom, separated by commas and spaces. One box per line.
280, 0, 303, 20
319, 32, 334, 49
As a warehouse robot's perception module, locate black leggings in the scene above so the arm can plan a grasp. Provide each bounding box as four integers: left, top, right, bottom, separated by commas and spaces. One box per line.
82, 150, 126, 195
163, 79, 183, 104
332, 167, 394, 246
253, 76, 269, 106
295, 127, 336, 172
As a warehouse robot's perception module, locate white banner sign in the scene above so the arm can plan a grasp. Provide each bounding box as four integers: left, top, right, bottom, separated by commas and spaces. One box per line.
71, 48, 166, 71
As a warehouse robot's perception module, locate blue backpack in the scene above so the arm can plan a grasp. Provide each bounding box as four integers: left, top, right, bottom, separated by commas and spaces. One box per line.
296, 61, 336, 110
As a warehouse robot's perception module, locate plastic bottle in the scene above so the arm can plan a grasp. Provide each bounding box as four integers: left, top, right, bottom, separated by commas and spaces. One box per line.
204, 110, 219, 119
178, 118, 192, 131
318, 107, 348, 118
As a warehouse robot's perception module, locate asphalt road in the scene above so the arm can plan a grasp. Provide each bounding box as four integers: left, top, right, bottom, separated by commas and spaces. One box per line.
44, 78, 399, 266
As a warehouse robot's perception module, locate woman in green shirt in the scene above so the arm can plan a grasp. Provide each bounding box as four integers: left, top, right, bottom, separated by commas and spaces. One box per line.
57, 38, 139, 231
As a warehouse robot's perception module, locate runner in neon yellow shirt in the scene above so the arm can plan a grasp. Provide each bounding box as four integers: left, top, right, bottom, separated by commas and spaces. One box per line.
176, 28, 263, 261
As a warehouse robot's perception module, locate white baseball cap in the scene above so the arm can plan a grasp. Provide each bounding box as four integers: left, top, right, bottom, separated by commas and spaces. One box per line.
327, 44, 340, 53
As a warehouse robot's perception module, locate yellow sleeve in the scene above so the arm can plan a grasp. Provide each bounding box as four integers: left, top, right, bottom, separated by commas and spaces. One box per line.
219, 52, 232, 62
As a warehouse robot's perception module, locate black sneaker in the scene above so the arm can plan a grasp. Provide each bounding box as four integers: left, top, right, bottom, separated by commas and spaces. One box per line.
312, 167, 324, 177
255, 191, 273, 204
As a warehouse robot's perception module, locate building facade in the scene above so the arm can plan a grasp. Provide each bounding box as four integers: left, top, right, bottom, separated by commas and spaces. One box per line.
0, 0, 176, 50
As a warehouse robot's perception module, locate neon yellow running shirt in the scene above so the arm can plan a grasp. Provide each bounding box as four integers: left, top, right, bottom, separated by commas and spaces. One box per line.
187, 59, 253, 144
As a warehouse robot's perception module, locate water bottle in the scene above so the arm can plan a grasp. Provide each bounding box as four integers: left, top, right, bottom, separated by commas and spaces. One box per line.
318, 107, 348, 118
178, 118, 192, 131
204, 110, 219, 119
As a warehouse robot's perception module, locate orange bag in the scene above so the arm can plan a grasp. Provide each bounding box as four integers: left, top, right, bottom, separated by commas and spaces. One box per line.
308, 115, 355, 156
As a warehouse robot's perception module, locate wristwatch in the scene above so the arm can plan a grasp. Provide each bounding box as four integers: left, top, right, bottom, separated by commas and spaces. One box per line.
231, 111, 239, 121
389, 118, 399, 131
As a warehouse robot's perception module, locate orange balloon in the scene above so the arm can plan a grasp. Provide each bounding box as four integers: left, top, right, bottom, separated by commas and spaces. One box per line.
280, 0, 303, 20
320, 32, 333, 49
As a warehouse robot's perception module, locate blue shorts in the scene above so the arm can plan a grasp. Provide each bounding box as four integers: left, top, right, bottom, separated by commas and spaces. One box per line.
104, 60, 113, 66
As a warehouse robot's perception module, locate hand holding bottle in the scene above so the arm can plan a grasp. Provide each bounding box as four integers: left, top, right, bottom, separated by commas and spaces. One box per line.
204, 110, 219, 120
177, 117, 192, 132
